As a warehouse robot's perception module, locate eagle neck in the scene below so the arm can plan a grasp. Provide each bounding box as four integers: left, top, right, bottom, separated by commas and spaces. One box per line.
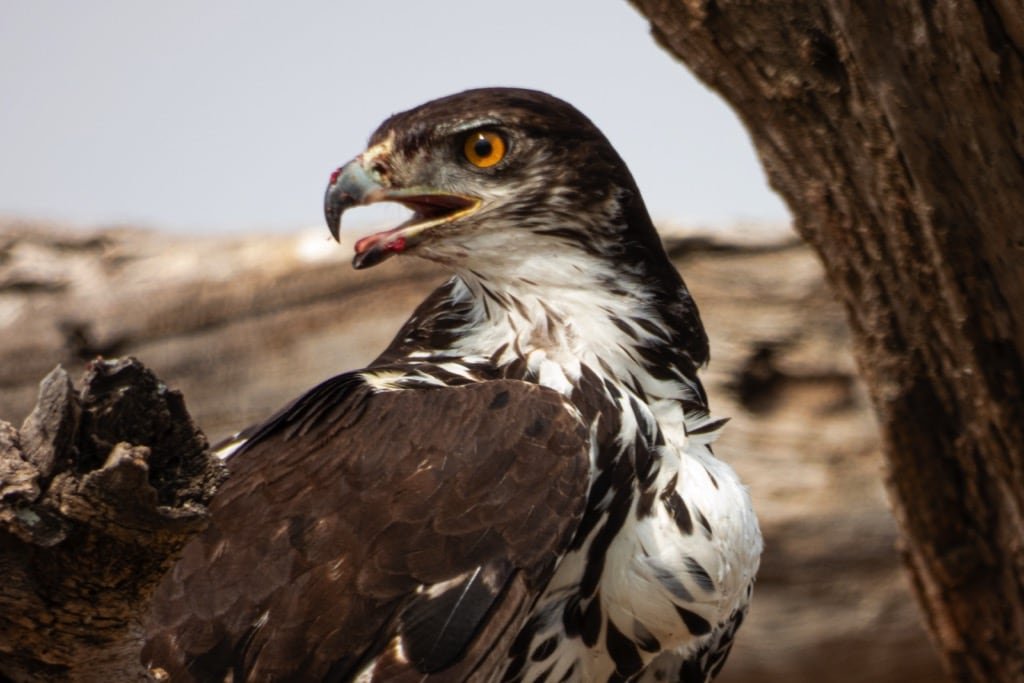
443, 266, 708, 418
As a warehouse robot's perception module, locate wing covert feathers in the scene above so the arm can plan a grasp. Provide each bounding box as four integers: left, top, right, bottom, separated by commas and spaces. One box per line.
143, 376, 589, 682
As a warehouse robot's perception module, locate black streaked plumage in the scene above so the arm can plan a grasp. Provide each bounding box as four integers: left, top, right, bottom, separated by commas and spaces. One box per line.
144, 88, 761, 682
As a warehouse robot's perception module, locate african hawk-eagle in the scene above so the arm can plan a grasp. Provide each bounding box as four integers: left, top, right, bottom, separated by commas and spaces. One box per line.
144, 87, 762, 683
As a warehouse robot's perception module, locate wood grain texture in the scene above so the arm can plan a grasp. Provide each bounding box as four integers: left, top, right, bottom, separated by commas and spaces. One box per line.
627, 2, 1024, 679
0, 359, 225, 682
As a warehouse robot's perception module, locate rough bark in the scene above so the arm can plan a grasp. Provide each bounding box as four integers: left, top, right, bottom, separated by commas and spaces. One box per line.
627, 1, 1024, 680
0, 358, 226, 682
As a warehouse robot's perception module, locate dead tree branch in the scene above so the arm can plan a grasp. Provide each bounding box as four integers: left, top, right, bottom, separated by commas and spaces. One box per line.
0, 358, 226, 682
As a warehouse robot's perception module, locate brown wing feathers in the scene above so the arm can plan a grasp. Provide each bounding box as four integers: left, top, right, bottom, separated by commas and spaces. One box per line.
143, 376, 589, 682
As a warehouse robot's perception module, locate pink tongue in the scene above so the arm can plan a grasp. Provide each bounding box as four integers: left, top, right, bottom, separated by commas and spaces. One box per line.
354, 230, 406, 256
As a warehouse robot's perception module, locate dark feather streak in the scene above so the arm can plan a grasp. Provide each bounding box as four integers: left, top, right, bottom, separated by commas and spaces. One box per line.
400, 563, 511, 673
674, 605, 712, 636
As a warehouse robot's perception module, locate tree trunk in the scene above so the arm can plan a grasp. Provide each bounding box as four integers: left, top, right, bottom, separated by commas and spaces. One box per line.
0, 359, 225, 681
626, 1, 1024, 680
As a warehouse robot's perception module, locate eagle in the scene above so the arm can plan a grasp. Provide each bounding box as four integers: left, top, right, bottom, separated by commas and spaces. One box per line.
143, 88, 762, 683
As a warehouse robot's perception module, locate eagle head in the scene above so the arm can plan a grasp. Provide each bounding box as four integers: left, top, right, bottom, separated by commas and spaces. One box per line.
325, 88, 666, 273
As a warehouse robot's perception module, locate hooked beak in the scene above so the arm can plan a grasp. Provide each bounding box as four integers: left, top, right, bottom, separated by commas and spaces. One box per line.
324, 158, 480, 269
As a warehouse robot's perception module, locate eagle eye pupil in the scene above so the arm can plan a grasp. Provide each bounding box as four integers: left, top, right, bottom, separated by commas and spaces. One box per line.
473, 137, 493, 158
463, 130, 506, 168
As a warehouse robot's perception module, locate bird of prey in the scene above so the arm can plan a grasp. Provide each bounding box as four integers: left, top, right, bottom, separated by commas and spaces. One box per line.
144, 88, 762, 683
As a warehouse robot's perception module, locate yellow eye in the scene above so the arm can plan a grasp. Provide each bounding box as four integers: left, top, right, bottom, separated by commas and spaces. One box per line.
463, 130, 506, 168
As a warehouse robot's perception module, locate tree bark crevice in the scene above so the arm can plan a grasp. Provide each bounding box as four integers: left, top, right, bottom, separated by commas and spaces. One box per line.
0, 359, 226, 682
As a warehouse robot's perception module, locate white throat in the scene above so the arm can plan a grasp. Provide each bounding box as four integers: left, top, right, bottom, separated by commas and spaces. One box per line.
454, 266, 641, 372
441, 267, 708, 439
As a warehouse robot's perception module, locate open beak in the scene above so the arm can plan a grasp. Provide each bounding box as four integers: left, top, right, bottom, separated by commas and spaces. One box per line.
324, 158, 480, 269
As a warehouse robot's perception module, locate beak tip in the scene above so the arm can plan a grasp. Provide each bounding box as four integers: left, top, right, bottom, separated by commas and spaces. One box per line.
326, 212, 341, 242
351, 243, 393, 270
325, 168, 341, 242
351, 251, 371, 270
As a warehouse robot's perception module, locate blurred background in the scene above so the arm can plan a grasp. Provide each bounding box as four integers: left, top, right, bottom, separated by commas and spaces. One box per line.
0, 1, 944, 680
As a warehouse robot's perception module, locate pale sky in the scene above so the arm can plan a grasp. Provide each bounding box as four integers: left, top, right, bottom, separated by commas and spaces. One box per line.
0, 1, 789, 234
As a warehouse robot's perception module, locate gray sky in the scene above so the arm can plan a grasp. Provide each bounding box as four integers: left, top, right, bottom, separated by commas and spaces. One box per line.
0, 0, 789, 234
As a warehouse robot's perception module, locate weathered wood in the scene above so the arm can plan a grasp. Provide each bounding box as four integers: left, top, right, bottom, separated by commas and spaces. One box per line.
0, 359, 226, 682
627, 1, 1024, 679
